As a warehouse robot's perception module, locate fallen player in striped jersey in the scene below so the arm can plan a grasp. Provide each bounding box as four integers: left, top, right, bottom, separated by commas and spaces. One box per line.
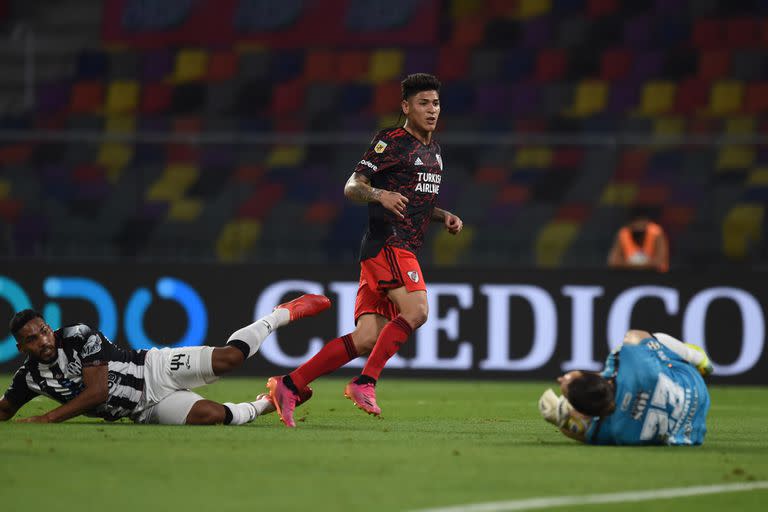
0, 294, 330, 425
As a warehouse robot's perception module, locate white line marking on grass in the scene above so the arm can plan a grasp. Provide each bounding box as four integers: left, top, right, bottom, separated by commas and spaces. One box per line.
413, 481, 768, 512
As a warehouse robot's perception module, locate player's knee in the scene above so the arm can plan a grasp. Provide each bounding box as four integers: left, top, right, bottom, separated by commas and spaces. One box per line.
402, 304, 428, 329
185, 401, 225, 425
624, 329, 652, 345
211, 346, 245, 375
351, 328, 378, 356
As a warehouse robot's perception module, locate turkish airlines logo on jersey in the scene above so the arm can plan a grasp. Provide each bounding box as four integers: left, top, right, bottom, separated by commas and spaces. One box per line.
415, 172, 441, 194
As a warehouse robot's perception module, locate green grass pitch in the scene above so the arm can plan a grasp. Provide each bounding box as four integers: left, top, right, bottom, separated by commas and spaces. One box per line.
1, 376, 766, 512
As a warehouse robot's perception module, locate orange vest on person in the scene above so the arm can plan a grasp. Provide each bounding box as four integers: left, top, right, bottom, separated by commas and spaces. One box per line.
618, 222, 668, 272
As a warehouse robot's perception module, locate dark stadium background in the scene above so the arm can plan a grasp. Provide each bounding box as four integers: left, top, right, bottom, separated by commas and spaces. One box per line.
1, 0, 766, 383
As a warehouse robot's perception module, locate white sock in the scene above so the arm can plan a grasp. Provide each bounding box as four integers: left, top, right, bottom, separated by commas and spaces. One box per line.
227, 311, 287, 359
652, 332, 705, 366
223, 402, 257, 425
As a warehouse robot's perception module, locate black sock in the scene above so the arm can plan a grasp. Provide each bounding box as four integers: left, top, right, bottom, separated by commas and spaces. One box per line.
355, 374, 377, 386
282, 375, 299, 393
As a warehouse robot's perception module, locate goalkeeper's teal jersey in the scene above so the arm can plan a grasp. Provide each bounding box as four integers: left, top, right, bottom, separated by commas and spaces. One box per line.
585, 337, 710, 446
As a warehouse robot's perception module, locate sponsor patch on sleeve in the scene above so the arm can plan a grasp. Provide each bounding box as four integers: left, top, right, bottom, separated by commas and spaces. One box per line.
374, 140, 388, 153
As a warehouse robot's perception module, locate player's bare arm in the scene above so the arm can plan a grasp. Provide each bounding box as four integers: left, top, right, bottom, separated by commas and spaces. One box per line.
344, 172, 409, 219
17, 364, 109, 423
432, 207, 463, 235
0, 397, 21, 421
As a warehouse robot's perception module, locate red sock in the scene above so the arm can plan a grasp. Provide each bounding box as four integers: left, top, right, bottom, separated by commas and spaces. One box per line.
362, 316, 413, 381
289, 334, 357, 390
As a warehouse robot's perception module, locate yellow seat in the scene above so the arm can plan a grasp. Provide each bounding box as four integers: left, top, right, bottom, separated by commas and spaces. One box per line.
716, 146, 755, 170
433, 225, 474, 266
105, 116, 136, 134
569, 81, 607, 117
168, 198, 203, 222
0, 180, 10, 199
536, 221, 579, 267
638, 81, 675, 115
709, 81, 743, 116
600, 183, 636, 205
369, 50, 403, 83
97, 143, 133, 181
747, 168, 768, 186
267, 145, 305, 167
653, 117, 684, 136
173, 49, 208, 83
451, 0, 482, 17
216, 220, 261, 262
105, 80, 139, 114
724, 117, 755, 135
515, 147, 552, 168
147, 164, 199, 201
722, 204, 764, 260
517, 0, 551, 19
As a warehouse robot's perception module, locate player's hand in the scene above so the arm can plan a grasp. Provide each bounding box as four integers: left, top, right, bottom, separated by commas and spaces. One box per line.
16, 414, 52, 423
379, 190, 409, 219
538, 389, 573, 428
444, 213, 463, 235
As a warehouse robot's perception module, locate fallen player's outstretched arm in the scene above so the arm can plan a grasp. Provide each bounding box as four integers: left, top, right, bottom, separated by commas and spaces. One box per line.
538, 389, 591, 443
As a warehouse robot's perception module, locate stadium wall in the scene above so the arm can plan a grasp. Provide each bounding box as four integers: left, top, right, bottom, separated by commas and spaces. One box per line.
1, 264, 765, 384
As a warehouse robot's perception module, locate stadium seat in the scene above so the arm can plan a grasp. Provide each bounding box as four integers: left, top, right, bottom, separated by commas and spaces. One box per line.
432, 224, 474, 265
305, 50, 336, 82
271, 79, 304, 115
638, 81, 675, 115
708, 81, 744, 115
717, 146, 755, 170
535, 221, 580, 267
142, 49, 174, 81
207, 51, 238, 81
336, 51, 369, 82
437, 47, 469, 81
722, 203, 764, 260
216, 219, 261, 262
70, 81, 104, 113
372, 81, 401, 115
698, 50, 730, 80
140, 82, 172, 114
172, 49, 208, 83
600, 183, 637, 205
369, 49, 403, 82
744, 82, 768, 113
567, 80, 607, 116
535, 48, 567, 82
517, 0, 552, 19
600, 48, 632, 80
105, 80, 139, 114
76, 50, 108, 79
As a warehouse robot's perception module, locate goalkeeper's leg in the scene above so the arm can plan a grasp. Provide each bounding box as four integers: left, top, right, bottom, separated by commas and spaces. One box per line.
652, 332, 713, 376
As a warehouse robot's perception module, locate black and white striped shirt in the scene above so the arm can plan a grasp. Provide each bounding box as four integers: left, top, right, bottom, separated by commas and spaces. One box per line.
2, 324, 146, 422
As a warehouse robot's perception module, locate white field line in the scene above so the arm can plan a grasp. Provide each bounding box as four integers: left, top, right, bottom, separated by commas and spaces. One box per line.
412, 481, 768, 512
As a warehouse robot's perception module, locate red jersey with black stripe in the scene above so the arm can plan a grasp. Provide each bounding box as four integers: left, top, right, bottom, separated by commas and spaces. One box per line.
353, 127, 443, 261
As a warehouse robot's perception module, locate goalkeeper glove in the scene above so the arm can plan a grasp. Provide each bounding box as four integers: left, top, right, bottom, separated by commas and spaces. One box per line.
538, 389, 573, 428
685, 343, 713, 377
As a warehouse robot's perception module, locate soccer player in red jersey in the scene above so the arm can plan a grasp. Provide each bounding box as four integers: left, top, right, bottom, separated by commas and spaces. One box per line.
268, 73, 463, 427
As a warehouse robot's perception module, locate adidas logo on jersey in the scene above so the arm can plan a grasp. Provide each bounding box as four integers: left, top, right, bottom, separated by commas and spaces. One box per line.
414, 157, 424, 166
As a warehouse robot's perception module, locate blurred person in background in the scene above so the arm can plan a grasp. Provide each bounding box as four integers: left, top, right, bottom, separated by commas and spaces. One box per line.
608, 208, 669, 272
538, 329, 712, 446
0, 294, 329, 425
268, 73, 464, 427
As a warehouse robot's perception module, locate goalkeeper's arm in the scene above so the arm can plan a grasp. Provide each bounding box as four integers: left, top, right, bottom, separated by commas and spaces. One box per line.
538, 389, 592, 443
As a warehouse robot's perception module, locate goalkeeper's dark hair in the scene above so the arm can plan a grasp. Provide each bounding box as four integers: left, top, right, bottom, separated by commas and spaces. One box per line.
566, 372, 616, 417
401, 73, 441, 100
10, 309, 43, 340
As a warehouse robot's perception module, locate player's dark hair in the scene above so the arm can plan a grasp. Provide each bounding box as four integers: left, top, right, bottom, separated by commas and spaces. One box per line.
401, 73, 441, 100
9, 309, 43, 340
566, 372, 616, 417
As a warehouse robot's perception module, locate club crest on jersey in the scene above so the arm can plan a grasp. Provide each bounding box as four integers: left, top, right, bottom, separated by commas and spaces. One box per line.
374, 140, 388, 153
82, 335, 102, 357
436, 153, 443, 170
407, 271, 420, 283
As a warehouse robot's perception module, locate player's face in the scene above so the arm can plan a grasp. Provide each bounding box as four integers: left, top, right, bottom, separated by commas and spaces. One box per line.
557, 370, 583, 398
402, 91, 440, 134
16, 317, 57, 363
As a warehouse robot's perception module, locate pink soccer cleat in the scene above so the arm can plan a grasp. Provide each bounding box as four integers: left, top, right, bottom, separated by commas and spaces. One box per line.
344, 379, 382, 416
267, 376, 300, 427
275, 294, 331, 322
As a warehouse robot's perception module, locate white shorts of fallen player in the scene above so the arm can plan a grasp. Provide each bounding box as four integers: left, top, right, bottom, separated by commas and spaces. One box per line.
131, 346, 220, 425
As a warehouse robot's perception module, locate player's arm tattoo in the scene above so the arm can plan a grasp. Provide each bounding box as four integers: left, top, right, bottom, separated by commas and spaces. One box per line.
431, 207, 450, 222
344, 173, 383, 204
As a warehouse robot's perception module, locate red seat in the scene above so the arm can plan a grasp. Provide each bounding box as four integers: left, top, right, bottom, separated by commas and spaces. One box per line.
698, 50, 730, 80
691, 19, 725, 50
600, 48, 632, 80
336, 51, 369, 82
744, 82, 768, 114
587, 0, 618, 18
673, 78, 708, 115
305, 50, 336, 82
372, 81, 401, 115
725, 18, 759, 49
534, 48, 567, 82
140, 82, 172, 114
70, 81, 104, 113
207, 51, 237, 81
271, 79, 304, 115
437, 47, 469, 82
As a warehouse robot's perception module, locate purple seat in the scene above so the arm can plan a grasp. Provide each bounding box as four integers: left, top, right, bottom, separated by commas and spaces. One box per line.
624, 15, 652, 48
142, 50, 173, 81
522, 17, 554, 48
404, 49, 437, 75
474, 84, 509, 114
509, 84, 540, 115
630, 51, 663, 80
607, 81, 638, 114
37, 82, 70, 114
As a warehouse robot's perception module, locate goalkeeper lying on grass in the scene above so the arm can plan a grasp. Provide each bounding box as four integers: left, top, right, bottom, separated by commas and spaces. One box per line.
539, 330, 712, 446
